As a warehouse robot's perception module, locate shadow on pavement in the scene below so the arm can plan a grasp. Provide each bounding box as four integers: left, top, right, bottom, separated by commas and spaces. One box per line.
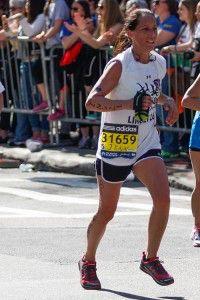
101, 289, 186, 300
101, 288, 159, 299
159, 297, 187, 300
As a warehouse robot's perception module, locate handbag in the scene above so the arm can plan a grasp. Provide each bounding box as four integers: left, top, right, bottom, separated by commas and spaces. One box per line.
59, 41, 83, 74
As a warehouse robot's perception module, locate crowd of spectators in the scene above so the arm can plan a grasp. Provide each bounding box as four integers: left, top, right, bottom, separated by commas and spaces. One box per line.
0, 0, 199, 157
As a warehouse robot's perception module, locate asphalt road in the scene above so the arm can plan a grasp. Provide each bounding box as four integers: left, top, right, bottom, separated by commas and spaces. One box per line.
0, 168, 197, 300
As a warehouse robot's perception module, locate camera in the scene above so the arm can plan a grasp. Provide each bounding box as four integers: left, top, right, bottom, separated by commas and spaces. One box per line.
183, 38, 200, 60
183, 50, 195, 60
193, 38, 200, 52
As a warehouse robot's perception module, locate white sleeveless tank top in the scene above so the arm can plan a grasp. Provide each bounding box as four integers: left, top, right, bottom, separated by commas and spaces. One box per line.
96, 46, 166, 166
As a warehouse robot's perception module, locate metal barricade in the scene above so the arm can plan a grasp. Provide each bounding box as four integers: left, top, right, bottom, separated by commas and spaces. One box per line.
0, 37, 54, 142
48, 45, 112, 122
0, 37, 196, 146
157, 52, 195, 134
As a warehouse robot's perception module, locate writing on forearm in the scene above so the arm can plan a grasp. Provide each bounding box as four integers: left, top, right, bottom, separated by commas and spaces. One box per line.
86, 100, 124, 112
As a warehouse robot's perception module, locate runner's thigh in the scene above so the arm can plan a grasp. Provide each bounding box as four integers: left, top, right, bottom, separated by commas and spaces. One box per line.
97, 175, 122, 211
132, 158, 170, 201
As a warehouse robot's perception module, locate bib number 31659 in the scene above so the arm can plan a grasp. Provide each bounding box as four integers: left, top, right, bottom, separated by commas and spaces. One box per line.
100, 124, 138, 159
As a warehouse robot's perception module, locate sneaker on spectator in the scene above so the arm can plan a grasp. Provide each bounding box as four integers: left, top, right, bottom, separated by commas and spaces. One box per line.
47, 108, 65, 121
7, 139, 26, 147
33, 101, 49, 113
78, 258, 101, 290
140, 252, 174, 286
38, 136, 50, 144
78, 137, 91, 149
179, 146, 189, 157
90, 136, 98, 150
85, 113, 98, 121
191, 227, 200, 247
25, 139, 43, 152
161, 150, 179, 159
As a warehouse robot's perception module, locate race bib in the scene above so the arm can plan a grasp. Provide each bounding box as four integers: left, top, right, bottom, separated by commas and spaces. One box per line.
100, 123, 138, 159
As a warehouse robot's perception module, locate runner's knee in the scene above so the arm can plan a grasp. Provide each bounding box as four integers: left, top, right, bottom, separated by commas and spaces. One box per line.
152, 194, 170, 211
97, 207, 116, 223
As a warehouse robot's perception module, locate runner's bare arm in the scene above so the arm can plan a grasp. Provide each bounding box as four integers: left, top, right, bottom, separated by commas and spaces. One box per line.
85, 61, 134, 112
182, 74, 200, 111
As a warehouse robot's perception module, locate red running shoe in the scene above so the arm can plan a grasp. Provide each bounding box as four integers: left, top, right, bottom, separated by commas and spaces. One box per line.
140, 252, 174, 286
78, 258, 101, 290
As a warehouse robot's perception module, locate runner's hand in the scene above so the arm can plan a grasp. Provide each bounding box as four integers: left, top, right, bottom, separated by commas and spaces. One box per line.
163, 97, 179, 126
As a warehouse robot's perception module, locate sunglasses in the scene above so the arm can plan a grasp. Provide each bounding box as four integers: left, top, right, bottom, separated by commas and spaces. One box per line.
98, 5, 104, 10
71, 7, 79, 12
153, 0, 166, 5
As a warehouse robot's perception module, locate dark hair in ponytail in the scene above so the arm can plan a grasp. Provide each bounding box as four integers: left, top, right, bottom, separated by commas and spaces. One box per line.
113, 8, 155, 56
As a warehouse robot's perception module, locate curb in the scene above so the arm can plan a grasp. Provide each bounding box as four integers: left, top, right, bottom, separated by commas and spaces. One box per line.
0, 146, 194, 191
0, 146, 96, 176
168, 178, 193, 192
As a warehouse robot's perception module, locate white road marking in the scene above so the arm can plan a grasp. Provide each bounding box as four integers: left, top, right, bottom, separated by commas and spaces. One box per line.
121, 187, 191, 201
0, 186, 192, 219
0, 209, 191, 219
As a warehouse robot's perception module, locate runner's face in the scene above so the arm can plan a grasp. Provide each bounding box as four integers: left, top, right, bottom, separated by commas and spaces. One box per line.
128, 15, 157, 52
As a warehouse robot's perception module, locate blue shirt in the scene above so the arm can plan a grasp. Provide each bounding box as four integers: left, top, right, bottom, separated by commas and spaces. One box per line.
157, 15, 182, 47
60, 16, 97, 40
60, 18, 73, 39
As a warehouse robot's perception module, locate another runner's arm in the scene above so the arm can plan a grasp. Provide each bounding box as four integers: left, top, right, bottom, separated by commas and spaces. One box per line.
86, 61, 134, 112
182, 74, 200, 111
157, 93, 179, 126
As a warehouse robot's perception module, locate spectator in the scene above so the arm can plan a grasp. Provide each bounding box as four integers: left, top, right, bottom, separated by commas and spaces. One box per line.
0, 0, 25, 144
48, 0, 95, 122
65, 0, 124, 50
57, 0, 97, 148
189, 1, 200, 82
0, 0, 25, 42
64, 0, 124, 149
8, 0, 48, 146
86, 0, 98, 27
161, 0, 199, 155
152, 0, 182, 159
32, 0, 70, 113
161, 0, 198, 53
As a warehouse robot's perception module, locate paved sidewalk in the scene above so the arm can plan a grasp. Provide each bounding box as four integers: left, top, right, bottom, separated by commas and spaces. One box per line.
0, 145, 195, 192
